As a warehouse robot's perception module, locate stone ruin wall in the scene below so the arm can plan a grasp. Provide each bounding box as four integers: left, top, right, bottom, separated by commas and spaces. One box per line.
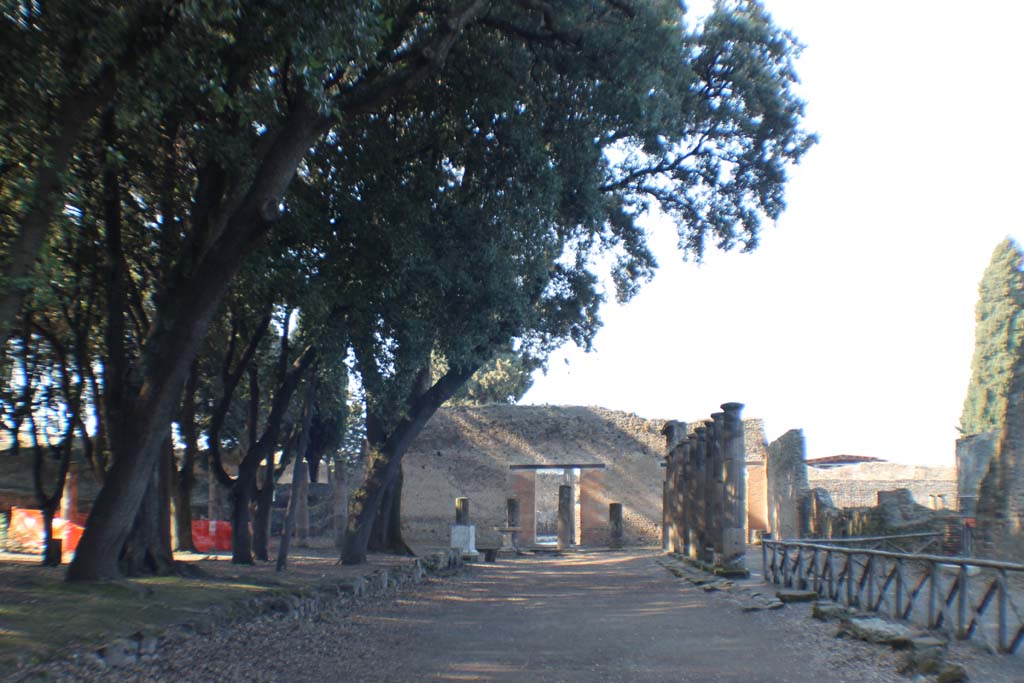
956, 431, 998, 517
807, 463, 957, 511
763, 429, 957, 542
400, 405, 667, 549
765, 429, 809, 539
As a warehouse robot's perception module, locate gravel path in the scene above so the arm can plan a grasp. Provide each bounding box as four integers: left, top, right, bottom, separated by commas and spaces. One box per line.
27, 549, 1024, 682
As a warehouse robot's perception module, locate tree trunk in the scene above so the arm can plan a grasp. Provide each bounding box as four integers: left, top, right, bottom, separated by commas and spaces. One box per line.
342, 365, 478, 565
367, 466, 412, 555
276, 460, 307, 572
66, 100, 322, 582
119, 452, 176, 576
174, 363, 199, 552
332, 461, 349, 552
229, 466, 258, 565
277, 386, 315, 571
252, 462, 274, 561
295, 458, 309, 547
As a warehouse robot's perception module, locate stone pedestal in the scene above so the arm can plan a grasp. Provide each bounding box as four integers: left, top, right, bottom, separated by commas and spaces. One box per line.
450, 524, 479, 560
557, 484, 573, 550
609, 503, 624, 548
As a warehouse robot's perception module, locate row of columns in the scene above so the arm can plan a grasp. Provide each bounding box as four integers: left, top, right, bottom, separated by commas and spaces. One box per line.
663, 402, 747, 571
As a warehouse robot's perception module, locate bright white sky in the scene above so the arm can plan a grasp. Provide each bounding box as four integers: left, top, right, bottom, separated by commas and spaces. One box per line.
522, 0, 1024, 467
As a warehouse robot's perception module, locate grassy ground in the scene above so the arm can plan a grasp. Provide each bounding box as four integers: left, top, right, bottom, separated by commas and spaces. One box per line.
0, 538, 423, 669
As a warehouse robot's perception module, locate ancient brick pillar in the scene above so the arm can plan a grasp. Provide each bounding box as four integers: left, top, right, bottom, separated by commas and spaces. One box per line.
609, 502, 624, 548
721, 402, 747, 569
557, 485, 573, 550
511, 470, 536, 546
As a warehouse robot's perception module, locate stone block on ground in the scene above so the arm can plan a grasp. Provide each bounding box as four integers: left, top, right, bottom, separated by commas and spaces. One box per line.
775, 589, 818, 603
936, 663, 969, 683
838, 616, 913, 647
811, 600, 849, 621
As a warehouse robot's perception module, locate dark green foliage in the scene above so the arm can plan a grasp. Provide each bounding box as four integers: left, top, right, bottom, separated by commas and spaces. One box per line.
447, 352, 541, 406
961, 238, 1024, 435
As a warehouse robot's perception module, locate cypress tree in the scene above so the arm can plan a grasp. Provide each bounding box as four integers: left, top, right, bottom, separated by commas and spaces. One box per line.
961, 238, 1024, 435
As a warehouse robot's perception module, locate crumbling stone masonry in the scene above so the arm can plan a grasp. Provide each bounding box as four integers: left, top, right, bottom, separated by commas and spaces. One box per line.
662, 402, 747, 571
766, 429, 809, 540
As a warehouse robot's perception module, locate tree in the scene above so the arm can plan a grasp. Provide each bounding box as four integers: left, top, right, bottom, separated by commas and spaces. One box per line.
325, 0, 815, 563
447, 352, 541, 406
961, 238, 1024, 436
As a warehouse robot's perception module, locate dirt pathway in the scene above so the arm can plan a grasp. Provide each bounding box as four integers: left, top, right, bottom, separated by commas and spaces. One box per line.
29, 549, 1024, 682
332, 549, 905, 682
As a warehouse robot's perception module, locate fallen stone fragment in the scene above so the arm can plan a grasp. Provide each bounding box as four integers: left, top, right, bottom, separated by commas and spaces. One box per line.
838, 616, 913, 647
775, 589, 818, 603
97, 638, 138, 668
936, 663, 969, 683
742, 599, 784, 612
811, 601, 849, 621
909, 636, 946, 651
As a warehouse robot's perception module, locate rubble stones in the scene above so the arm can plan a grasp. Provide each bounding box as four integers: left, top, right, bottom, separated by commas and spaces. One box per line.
838, 616, 913, 647
775, 589, 818, 603
811, 600, 850, 621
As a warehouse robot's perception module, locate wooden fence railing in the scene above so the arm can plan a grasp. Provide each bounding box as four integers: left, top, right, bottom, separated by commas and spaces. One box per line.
762, 539, 1024, 654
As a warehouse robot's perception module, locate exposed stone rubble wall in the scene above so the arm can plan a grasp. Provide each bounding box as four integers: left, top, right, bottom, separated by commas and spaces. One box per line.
807, 463, 957, 511
956, 430, 998, 517
766, 429, 809, 540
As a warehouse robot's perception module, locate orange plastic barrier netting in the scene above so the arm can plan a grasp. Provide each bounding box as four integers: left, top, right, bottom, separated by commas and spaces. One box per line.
191, 520, 232, 552
7, 507, 84, 553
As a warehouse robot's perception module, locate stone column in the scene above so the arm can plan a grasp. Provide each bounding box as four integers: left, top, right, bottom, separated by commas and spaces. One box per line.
709, 413, 726, 561
673, 444, 688, 554
662, 471, 671, 551
455, 497, 470, 525
557, 484, 573, 550
507, 497, 521, 550
677, 441, 690, 557
692, 427, 708, 561
609, 503, 624, 548
721, 402, 747, 570
685, 434, 700, 559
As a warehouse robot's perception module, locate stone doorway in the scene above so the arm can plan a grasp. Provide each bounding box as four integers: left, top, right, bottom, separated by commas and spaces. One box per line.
510, 465, 607, 547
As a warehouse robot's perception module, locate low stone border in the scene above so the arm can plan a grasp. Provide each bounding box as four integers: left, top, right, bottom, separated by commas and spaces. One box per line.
15, 548, 465, 677
657, 552, 973, 682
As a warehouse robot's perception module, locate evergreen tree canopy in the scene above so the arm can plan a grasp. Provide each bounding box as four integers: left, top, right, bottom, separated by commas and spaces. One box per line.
961, 237, 1024, 435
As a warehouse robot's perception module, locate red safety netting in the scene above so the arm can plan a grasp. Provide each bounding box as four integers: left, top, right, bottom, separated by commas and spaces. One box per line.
7, 507, 84, 554
191, 520, 232, 552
